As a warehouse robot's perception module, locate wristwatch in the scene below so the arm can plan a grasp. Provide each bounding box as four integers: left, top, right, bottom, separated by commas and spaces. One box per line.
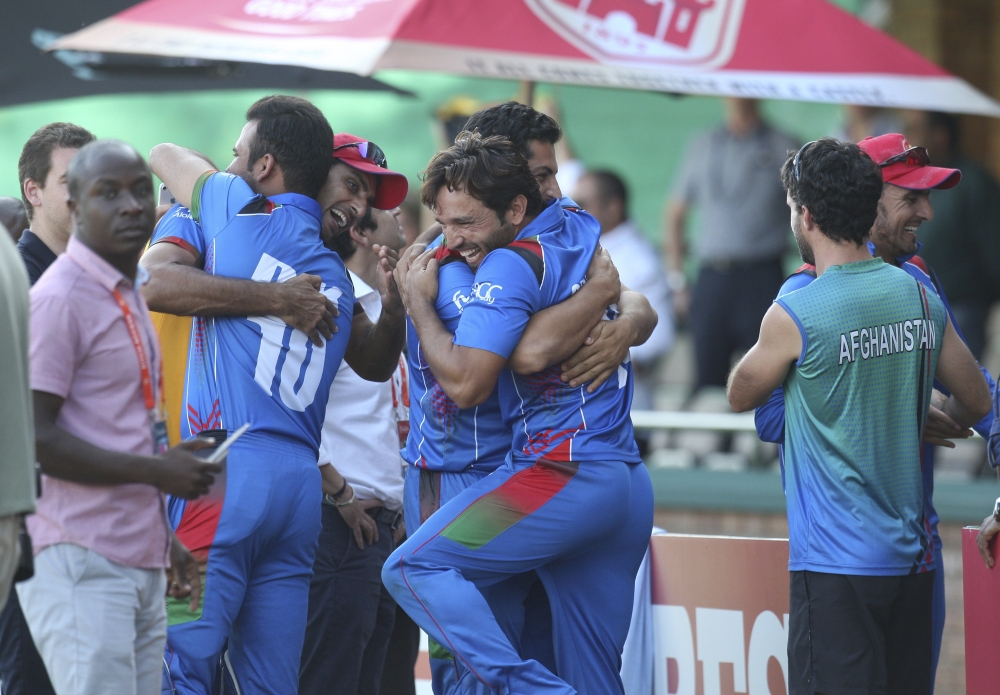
993, 496, 1000, 521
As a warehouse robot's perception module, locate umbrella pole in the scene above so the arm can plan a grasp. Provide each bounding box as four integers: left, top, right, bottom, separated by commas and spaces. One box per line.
518, 80, 536, 107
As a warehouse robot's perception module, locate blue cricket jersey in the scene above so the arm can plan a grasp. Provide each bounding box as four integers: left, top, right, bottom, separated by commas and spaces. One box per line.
453, 198, 641, 465
151, 174, 354, 453
402, 242, 511, 472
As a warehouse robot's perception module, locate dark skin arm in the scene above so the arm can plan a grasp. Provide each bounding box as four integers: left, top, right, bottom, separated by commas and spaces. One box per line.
341, 245, 406, 383
141, 243, 339, 347
33, 390, 221, 498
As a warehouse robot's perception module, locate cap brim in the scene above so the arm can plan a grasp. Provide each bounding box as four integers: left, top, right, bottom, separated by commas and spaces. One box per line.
342, 160, 409, 209
887, 165, 961, 191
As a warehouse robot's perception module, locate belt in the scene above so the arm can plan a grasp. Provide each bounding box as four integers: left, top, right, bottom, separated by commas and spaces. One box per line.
367, 506, 403, 529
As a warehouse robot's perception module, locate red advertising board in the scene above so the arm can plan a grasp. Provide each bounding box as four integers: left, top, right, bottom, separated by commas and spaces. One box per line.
963, 526, 1000, 695
649, 534, 790, 695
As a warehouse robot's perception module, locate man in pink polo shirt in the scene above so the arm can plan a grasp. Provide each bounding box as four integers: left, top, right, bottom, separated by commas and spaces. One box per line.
16, 140, 222, 695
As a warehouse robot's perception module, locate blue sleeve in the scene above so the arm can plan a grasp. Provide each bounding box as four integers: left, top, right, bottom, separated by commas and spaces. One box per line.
150, 205, 206, 266
777, 271, 815, 298
754, 386, 786, 443
191, 172, 258, 238
925, 277, 996, 438
453, 249, 541, 359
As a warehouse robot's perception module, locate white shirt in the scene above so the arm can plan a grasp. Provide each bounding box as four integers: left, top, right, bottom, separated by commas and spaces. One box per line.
600, 219, 674, 364
318, 271, 406, 510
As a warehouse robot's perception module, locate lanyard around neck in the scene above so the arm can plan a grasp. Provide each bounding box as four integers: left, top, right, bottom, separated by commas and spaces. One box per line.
111, 286, 163, 417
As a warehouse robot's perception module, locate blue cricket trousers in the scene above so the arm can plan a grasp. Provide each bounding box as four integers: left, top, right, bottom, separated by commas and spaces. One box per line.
385, 458, 653, 695
167, 434, 322, 695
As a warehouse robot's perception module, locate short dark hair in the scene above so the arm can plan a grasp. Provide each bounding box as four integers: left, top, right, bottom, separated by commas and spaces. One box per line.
327, 209, 376, 260
780, 138, 883, 246
926, 111, 960, 150
463, 102, 561, 161
245, 95, 333, 199
66, 140, 146, 200
584, 169, 628, 212
18, 122, 95, 221
421, 132, 544, 222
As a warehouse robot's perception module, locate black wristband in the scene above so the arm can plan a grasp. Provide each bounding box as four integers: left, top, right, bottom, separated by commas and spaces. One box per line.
331, 478, 349, 500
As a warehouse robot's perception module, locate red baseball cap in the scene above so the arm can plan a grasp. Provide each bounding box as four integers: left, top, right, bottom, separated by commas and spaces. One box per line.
332, 133, 408, 210
858, 133, 961, 191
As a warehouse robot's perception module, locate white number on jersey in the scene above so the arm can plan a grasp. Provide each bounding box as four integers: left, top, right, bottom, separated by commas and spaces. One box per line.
248, 253, 343, 412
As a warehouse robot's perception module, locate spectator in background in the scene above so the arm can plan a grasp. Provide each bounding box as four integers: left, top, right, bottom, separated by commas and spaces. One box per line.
1, 122, 95, 695
664, 97, 797, 391
300, 206, 408, 695
837, 104, 901, 144
0, 223, 35, 615
573, 170, 674, 437
0, 198, 28, 243
396, 193, 422, 249
17, 140, 219, 695
17, 123, 96, 284
903, 110, 1000, 359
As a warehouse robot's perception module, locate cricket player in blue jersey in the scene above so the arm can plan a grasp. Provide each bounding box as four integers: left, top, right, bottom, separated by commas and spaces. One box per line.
143, 96, 355, 695
401, 102, 658, 695
146, 130, 410, 695
730, 138, 990, 694
753, 133, 996, 692
383, 133, 654, 695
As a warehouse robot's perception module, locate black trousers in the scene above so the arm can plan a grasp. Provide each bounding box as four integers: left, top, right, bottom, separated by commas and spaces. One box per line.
788, 570, 934, 695
300, 504, 397, 695
0, 587, 54, 695
377, 605, 420, 695
689, 258, 785, 390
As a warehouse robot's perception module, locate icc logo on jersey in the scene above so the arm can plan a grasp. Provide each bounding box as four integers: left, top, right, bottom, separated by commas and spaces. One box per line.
524, 0, 747, 70
472, 282, 503, 304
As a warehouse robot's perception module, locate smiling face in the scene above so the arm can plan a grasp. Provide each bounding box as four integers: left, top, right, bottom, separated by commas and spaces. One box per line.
870, 184, 934, 260
434, 186, 521, 269
70, 144, 155, 264
317, 161, 375, 245
526, 139, 561, 203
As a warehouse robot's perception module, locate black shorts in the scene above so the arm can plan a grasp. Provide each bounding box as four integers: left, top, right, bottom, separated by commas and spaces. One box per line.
788, 570, 934, 695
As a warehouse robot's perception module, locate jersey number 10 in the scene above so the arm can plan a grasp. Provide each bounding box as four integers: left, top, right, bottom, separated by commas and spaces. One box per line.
248, 253, 342, 412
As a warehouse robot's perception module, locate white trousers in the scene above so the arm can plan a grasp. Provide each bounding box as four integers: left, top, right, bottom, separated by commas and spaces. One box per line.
0, 514, 19, 613
17, 543, 167, 695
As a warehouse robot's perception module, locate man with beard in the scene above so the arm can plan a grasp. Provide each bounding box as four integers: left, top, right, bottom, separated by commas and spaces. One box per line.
398, 103, 657, 695
730, 137, 990, 695
143, 129, 409, 694
384, 133, 654, 695
143, 95, 358, 695
754, 133, 996, 691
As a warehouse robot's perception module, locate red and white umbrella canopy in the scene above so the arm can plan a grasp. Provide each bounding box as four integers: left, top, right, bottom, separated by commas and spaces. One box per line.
53, 0, 1000, 116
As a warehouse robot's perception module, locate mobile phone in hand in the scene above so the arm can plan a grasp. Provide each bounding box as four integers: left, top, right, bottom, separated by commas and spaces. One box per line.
159, 183, 176, 207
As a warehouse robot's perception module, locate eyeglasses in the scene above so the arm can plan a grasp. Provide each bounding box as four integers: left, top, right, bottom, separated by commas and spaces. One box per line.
878, 146, 929, 168
334, 140, 388, 169
792, 140, 817, 181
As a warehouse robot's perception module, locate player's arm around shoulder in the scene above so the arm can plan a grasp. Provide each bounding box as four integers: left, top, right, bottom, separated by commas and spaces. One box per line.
936, 315, 992, 428
405, 248, 507, 409
727, 302, 802, 413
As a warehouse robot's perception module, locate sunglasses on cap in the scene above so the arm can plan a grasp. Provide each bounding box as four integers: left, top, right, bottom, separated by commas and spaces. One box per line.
792, 140, 817, 181
877, 145, 930, 168
334, 140, 388, 169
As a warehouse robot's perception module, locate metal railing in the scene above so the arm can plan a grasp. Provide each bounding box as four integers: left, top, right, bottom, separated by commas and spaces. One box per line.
630, 410, 756, 432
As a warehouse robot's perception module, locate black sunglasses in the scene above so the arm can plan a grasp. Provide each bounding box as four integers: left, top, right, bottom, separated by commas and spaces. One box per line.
792, 140, 817, 181
878, 146, 930, 168
334, 140, 388, 169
